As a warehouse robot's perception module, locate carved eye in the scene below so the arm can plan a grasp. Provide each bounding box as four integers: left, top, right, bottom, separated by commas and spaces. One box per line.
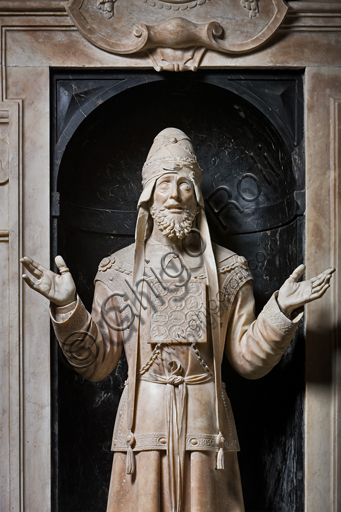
179, 182, 191, 192
157, 181, 170, 190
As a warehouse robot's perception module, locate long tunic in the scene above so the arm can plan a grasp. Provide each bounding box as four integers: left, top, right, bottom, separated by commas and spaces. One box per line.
50, 241, 302, 512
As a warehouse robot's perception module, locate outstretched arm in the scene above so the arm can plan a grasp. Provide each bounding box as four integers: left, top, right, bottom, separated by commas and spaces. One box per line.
225, 265, 335, 379
21, 255, 123, 381
49, 281, 123, 381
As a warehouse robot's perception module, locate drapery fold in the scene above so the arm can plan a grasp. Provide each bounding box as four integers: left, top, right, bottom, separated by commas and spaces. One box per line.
141, 362, 212, 512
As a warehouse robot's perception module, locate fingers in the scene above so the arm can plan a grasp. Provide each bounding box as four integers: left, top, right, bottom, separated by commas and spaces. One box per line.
312, 272, 333, 291
309, 267, 335, 300
289, 264, 306, 282
321, 267, 334, 278
20, 256, 45, 279
55, 255, 69, 275
22, 273, 39, 291
311, 273, 327, 287
311, 267, 335, 287
310, 282, 330, 301
312, 279, 330, 294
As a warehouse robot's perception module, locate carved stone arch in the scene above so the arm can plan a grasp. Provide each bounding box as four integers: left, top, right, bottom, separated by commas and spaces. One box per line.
53, 71, 300, 190
53, 74, 162, 192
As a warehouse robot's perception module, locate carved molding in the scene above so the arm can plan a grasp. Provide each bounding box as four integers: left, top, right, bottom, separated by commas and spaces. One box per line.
1, 1, 341, 15
0, 109, 10, 184
0, 229, 9, 242
0, 99, 21, 511
289, 2, 341, 14
330, 96, 341, 512
1, 2, 341, 48
0, 1, 68, 12
284, 1, 341, 31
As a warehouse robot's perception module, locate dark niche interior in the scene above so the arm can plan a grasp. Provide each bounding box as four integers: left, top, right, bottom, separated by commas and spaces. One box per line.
51, 71, 304, 512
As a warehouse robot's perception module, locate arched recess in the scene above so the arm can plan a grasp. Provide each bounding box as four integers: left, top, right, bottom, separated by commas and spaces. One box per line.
51, 71, 304, 512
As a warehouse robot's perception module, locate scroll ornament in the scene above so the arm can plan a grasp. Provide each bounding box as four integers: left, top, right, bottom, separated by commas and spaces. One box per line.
66, 0, 288, 71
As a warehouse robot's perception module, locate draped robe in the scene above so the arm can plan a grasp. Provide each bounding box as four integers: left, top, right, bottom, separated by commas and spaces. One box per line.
51, 241, 302, 512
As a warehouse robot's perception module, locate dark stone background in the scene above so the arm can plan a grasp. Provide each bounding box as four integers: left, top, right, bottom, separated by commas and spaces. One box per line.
51, 71, 304, 512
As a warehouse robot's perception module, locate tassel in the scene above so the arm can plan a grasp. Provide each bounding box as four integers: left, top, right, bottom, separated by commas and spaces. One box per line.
126, 432, 135, 475
216, 432, 225, 470
126, 445, 135, 475
217, 447, 225, 470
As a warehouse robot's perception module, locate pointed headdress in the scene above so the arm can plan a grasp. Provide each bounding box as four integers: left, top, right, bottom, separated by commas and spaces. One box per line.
137, 127, 204, 209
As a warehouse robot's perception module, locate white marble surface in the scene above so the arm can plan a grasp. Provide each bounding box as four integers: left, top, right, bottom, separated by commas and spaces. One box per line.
305, 67, 341, 512
3, 22, 341, 70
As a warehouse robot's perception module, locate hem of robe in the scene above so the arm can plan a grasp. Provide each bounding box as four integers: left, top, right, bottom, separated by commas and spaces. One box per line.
106, 450, 245, 512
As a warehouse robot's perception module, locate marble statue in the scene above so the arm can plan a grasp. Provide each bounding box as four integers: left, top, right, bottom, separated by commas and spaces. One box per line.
21, 128, 334, 512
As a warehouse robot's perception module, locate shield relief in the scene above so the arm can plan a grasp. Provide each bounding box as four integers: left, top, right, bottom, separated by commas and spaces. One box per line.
66, 0, 288, 70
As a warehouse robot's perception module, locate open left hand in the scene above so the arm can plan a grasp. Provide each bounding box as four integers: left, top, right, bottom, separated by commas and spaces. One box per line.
277, 264, 335, 317
21, 255, 76, 306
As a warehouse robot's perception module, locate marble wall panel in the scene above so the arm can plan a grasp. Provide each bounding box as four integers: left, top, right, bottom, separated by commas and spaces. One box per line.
0, 100, 21, 512
0, 237, 9, 512
5, 66, 51, 511
305, 66, 341, 512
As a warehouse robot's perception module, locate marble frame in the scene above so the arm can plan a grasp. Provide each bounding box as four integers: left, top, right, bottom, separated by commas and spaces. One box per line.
0, 2, 340, 511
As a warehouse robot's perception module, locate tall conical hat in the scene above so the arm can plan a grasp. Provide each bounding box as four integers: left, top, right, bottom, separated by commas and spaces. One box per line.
138, 127, 204, 208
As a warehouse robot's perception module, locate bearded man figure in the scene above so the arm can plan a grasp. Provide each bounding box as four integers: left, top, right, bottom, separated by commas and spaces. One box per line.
21, 128, 334, 512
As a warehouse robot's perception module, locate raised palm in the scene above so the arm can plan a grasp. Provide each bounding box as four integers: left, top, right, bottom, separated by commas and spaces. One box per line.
277, 264, 335, 317
20, 255, 76, 306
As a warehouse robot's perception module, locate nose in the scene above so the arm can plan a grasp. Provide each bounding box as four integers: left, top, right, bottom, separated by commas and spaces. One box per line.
169, 180, 180, 200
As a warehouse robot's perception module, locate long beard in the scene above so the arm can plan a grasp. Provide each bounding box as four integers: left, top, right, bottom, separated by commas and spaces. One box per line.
149, 205, 197, 240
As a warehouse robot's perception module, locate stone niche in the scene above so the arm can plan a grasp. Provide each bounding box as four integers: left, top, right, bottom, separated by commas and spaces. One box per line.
0, 2, 341, 512
52, 70, 304, 511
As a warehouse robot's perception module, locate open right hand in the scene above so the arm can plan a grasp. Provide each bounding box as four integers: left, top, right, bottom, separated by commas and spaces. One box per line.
21, 255, 76, 307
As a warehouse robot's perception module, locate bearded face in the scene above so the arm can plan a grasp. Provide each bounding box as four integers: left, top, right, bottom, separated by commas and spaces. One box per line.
149, 172, 199, 240
149, 203, 197, 240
